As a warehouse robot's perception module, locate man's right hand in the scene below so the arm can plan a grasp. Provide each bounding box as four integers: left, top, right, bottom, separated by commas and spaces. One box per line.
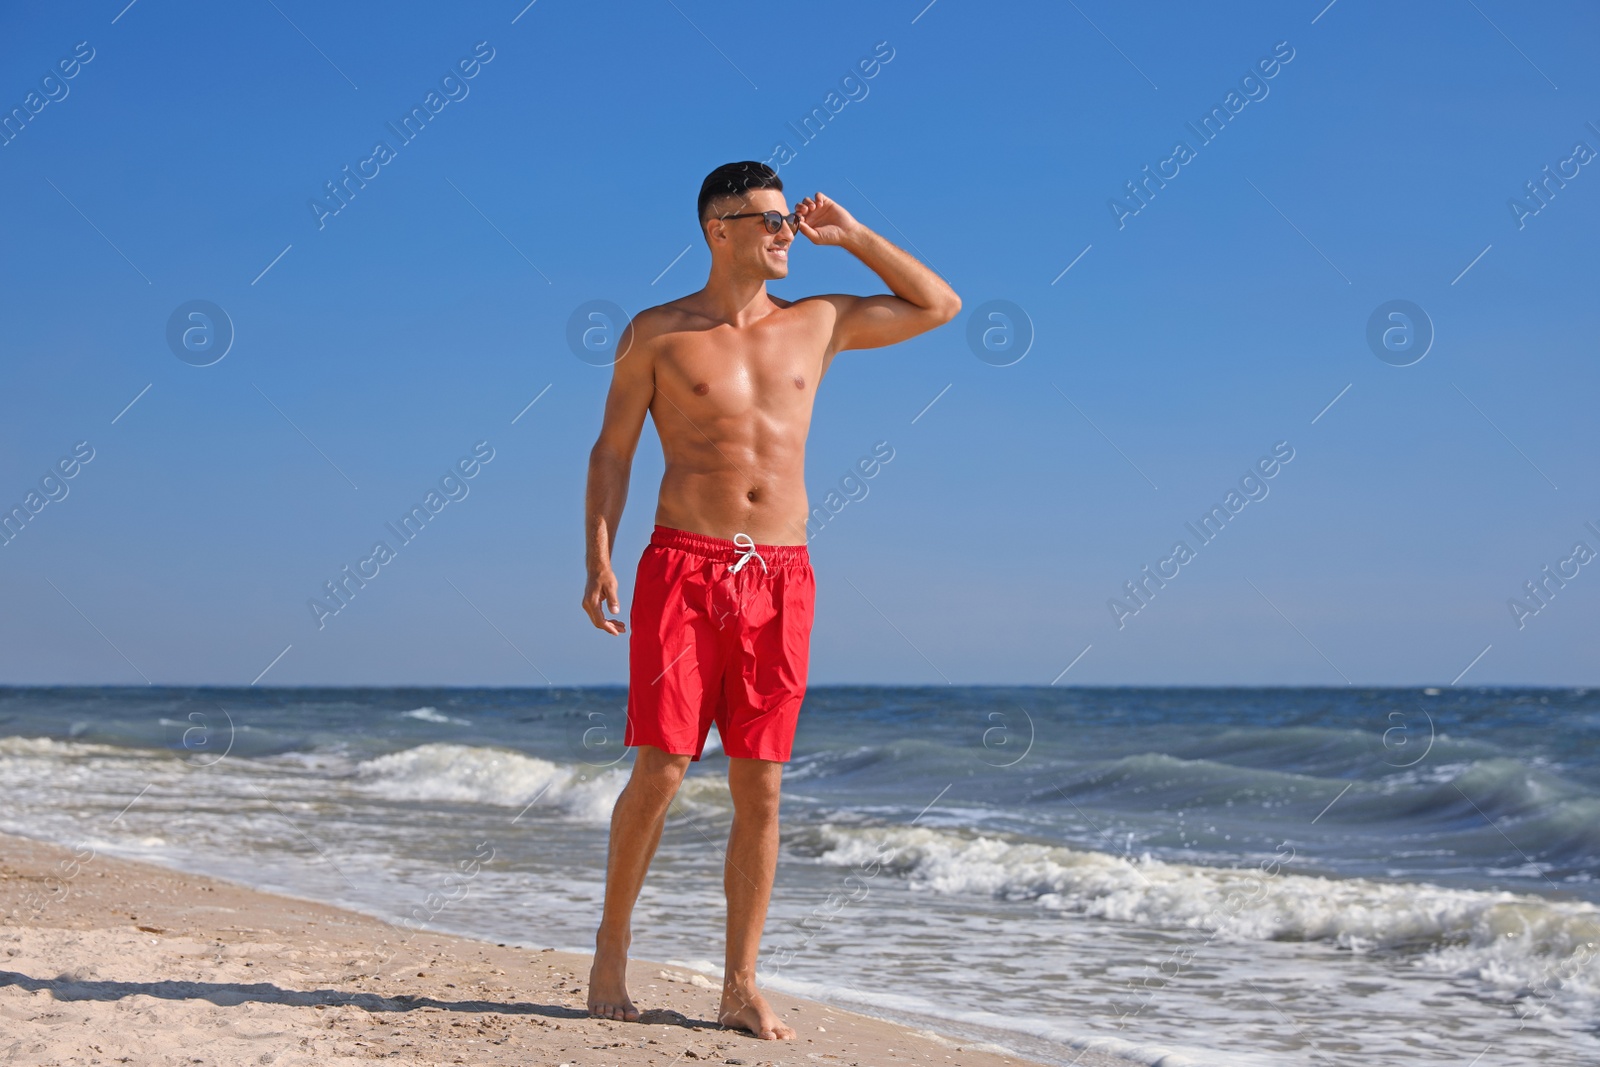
583, 569, 626, 635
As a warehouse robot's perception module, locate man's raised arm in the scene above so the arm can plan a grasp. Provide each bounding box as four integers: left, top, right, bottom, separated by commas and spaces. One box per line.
793, 191, 961, 354
582, 315, 655, 636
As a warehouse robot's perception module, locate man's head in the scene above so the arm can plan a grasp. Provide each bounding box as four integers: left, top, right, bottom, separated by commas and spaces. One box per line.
697, 161, 797, 278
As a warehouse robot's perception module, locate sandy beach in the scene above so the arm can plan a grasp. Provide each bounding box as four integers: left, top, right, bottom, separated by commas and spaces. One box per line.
0, 830, 1136, 1067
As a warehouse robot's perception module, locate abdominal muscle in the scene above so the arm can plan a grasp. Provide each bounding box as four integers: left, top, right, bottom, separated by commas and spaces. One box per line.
652, 425, 812, 547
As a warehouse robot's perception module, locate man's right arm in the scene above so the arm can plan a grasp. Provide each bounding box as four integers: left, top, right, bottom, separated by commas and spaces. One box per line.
582, 314, 656, 636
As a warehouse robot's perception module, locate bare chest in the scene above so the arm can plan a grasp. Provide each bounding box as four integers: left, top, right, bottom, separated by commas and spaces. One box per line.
655, 319, 826, 418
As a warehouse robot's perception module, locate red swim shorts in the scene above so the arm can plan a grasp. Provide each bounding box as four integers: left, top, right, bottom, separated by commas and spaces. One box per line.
626, 525, 815, 763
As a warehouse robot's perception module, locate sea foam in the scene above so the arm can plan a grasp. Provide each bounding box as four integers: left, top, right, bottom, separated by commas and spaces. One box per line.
799, 821, 1600, 1010
351, 743, 625, 822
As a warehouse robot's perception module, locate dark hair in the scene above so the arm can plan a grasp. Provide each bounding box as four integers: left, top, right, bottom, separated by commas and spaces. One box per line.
697, 161, 784, 230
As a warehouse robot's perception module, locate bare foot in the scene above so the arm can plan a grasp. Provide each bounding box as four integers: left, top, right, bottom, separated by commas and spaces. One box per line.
718, 984, 795, 1040
587, 947, 639, 1022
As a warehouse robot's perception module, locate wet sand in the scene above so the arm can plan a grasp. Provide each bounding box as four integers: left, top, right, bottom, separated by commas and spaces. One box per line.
0, 830, 1135, 1066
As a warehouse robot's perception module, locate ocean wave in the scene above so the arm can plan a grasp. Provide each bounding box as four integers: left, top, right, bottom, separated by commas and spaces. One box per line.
1036, 750, 1600, 868
0, 735, 145, 759
399, 707, 472, 725
795, 821, 1600, 1005
348, 742, 741, 823
1172, 723, 1439, 777
1355, 759, 1600, 870
351, 743, 626, 822
784, 745, 892, 781
1036, 751, 1324, 809
1387, 757, 1590, 819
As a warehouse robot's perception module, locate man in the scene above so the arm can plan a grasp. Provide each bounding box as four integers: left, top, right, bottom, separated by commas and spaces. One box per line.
580, 161, 960, 1040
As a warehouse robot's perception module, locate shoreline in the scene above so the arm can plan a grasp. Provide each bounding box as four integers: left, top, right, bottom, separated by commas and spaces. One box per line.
0, 829, 1137, 1066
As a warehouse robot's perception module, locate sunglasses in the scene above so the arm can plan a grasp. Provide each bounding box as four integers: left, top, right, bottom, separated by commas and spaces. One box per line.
719, 210, 801, 235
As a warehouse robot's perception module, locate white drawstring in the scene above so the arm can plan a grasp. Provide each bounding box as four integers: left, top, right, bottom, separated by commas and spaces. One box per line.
729, 532, 767, 575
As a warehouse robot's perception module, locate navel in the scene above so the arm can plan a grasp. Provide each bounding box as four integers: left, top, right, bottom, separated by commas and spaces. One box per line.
746, 489, 759, 502
693, 382, 710, 396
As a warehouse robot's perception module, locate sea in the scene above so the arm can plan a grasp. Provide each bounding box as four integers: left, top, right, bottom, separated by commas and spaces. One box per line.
1, 686, 1595, 1067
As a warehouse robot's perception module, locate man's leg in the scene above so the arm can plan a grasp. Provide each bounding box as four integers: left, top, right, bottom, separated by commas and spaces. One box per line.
588, 744, 692, 1020
716, 756, 797, 1040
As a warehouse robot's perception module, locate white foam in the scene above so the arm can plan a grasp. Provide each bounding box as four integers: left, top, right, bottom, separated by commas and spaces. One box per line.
348, 741, 738, 822
398, 707, 471, 725
0, 736, 134, 759
805, 823, 1600, 1009
350, 743, 625, 823
758, 967, 1260, 1067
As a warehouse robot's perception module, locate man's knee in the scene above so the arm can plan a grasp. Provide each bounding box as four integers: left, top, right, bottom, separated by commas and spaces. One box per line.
728, 759, 783, 820
634, 744, 691, 774
629, 745, 691, 804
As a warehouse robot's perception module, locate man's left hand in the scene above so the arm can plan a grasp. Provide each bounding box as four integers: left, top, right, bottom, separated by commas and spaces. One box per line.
795, 192, 863, 247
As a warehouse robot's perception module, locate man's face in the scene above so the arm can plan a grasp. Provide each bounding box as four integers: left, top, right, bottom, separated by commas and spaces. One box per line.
706, 188, 794, 279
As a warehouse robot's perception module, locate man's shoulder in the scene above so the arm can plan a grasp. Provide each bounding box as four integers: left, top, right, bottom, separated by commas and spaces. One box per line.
774, 293, 854, 315
611, 304, 682, 367
627, 298, 708, 340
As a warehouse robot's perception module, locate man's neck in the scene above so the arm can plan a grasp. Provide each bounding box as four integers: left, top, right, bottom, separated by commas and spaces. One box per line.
693, 267, 775, 328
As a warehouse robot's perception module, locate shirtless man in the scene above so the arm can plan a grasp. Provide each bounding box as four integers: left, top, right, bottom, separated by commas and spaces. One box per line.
581, 161, 960, 1040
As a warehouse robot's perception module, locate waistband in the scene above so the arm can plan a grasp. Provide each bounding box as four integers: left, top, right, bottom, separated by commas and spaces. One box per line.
649, 524, 810, 566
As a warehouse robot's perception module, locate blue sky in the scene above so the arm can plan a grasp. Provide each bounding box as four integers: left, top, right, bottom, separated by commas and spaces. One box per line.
2, 0, 1597, 687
